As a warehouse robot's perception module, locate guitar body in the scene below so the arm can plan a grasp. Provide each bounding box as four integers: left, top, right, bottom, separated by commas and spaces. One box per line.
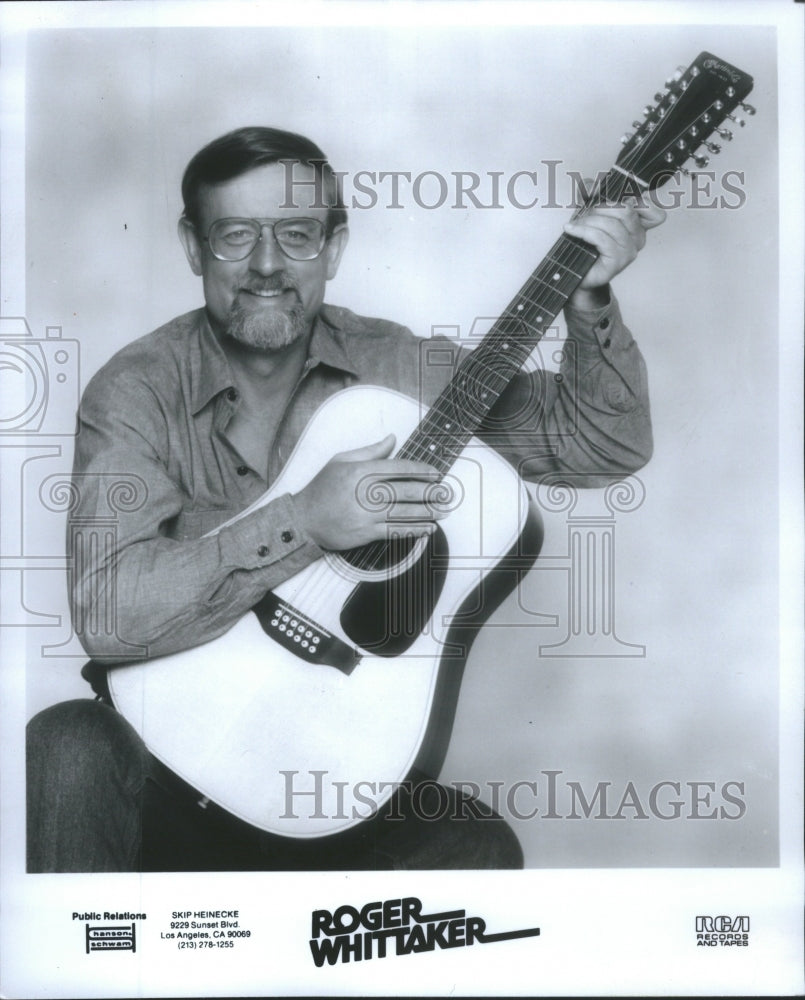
109, 386, 542, 838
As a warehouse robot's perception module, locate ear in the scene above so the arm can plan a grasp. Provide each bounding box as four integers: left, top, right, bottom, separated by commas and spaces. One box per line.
177, 217, 204, 276
324, 225, 349, 280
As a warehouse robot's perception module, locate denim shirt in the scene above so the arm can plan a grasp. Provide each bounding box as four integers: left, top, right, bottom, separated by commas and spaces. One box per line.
71, 298, 651, 664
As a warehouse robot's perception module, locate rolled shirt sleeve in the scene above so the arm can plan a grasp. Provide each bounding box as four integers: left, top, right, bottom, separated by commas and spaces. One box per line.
477, 294, 652, 485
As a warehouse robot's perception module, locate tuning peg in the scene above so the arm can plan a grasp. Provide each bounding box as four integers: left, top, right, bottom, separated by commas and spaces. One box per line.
716, 127, 733, 140
632, 120, 642, 130
693, 154, 709, 169
704, 142, 721, 154
726, 113, 745, 127
620, 132, 633, 145
643, 105, 655, 117
675, 138, 687, 150
741, 102, 756, 115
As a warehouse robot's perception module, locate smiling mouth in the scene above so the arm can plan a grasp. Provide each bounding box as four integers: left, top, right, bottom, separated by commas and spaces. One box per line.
240, 287, 298, 306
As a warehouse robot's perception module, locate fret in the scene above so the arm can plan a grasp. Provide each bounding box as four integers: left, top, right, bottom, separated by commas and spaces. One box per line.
455, 357, 513, 391
527, 276, 576, 302
508, 283, 563, 314
531, 262, 582, 289
515, 282, 569, 317
544, 255, 584, 280
510, 287, 555, 313
552, 233, 601, 267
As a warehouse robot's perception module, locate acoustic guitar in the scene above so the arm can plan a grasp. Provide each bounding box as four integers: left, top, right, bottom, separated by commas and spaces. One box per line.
109, 52, 754, 837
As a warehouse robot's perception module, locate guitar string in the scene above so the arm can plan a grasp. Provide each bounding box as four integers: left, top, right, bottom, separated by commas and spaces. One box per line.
284, 88, 712, 606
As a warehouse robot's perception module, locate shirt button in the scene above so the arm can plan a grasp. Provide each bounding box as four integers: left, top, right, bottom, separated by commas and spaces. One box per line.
257, 544, 269, 557
281, 530, 294, 543
227, 388, 238, 402
236, 465, 249, 476
599, 317, 611, 330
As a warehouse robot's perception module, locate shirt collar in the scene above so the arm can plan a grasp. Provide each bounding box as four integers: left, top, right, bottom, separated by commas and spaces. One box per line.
307, 305, 360, 378
190, 306, 359, 415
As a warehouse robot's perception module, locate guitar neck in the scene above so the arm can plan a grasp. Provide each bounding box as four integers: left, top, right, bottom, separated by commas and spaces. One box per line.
395, 198, 611, 473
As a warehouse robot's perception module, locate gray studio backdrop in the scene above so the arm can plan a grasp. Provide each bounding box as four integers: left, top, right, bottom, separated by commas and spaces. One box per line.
20, 23, 778, 867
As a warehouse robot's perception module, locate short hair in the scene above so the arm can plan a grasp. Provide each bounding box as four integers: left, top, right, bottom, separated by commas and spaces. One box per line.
181, 126, 347, 235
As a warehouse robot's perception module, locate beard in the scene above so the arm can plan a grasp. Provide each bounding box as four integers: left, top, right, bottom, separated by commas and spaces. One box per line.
225, 273, 308, 351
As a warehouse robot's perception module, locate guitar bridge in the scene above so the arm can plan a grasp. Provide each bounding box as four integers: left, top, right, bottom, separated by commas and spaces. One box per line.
251, 592, 362, 675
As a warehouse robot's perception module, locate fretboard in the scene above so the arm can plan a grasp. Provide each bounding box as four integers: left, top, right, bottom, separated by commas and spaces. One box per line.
396, 229, 600, 472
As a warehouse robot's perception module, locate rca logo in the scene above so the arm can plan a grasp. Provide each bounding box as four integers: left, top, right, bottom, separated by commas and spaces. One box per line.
695, 915, 750, 947
696, 916, 749, 933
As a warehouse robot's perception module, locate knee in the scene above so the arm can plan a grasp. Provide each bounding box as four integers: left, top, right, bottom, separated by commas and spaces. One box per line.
446, 785, 524, 869
410, 781, 525, 869
482, 818, 524, 869
27, 699, 146, 794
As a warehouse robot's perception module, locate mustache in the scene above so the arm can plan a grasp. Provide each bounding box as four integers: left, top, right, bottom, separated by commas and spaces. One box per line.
239, 272, 300, 295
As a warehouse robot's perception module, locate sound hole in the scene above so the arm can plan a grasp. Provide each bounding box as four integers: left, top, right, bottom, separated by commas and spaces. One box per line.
339, 525, 449, 657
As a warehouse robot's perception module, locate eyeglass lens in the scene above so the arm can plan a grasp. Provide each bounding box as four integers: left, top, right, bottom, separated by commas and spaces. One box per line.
208, 218, 325, 261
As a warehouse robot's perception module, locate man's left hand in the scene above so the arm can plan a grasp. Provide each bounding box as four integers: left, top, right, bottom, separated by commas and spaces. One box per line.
563, 197, 666, 308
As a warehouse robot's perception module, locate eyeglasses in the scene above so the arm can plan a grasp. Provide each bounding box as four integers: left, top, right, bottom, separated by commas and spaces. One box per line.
203, 217, 327, 262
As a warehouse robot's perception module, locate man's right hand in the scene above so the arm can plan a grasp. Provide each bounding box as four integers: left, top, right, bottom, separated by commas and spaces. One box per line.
292, 434, 444, 550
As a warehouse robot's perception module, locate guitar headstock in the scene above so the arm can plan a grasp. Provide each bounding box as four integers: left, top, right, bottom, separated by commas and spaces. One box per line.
616, 51, 755, 189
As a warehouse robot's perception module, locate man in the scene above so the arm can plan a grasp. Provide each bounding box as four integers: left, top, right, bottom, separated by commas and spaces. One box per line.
27, 127, 663, 872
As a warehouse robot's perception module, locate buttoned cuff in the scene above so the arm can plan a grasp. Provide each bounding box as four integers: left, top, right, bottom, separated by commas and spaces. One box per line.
564, 292, 631, 355
216, 492, 323, 572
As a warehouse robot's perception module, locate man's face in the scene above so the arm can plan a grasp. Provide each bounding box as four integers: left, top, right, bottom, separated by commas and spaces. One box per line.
179, 162, 347, 351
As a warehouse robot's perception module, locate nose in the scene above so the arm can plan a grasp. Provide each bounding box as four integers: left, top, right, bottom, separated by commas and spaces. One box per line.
248, 225, 286, 274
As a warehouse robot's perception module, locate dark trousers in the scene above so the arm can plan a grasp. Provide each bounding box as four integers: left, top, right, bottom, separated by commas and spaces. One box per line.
26, 699, 523, 872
